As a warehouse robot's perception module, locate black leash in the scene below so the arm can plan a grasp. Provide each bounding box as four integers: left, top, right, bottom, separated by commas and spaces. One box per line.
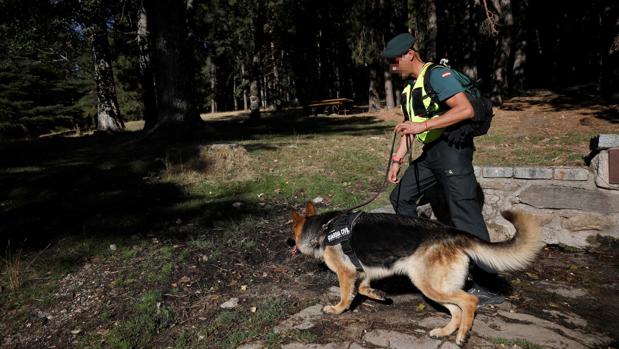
317, 130, 413, 273
345, 130, 400, 212
318, 130, 405, 233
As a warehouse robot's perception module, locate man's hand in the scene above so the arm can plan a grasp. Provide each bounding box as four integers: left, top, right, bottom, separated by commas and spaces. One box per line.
388, 163, 400, 183
394, 121, 427, 135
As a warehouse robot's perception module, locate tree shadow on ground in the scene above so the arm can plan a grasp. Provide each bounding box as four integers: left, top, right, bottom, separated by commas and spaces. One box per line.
205, 111, 391, 143
0, 111, 389, 250
498, 87, 619, 123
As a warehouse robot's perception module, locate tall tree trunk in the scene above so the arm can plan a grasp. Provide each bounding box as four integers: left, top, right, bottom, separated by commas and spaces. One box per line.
511, 0, 528, 94
598, 3, 618, 101
384, 68, 395, 109
368, 66, 381, 112
241, 63, 248, 110
249, 2, 264, 121
90, 20, 123, 132
249, 56, 261, 120
262, 74, 268, 108
233, 78, 238, 111
491, 0, 514, 105
210, 63, 217, 113
137, 4, 157, 130
271, 42, 282, 110
145, 0, 201, 129
462, 0, 480, 80
426, 0, 438, 61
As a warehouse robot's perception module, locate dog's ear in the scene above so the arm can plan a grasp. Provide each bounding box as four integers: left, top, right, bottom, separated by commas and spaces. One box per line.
305, 201, 317, 217
291, 208, 303, 225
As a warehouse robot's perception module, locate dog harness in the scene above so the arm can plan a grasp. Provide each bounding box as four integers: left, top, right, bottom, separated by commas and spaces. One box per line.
323, 211, 364, 272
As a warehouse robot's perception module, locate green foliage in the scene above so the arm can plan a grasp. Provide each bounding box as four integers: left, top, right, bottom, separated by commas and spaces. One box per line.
0, 61, 94, 138
107, 290, 174, 349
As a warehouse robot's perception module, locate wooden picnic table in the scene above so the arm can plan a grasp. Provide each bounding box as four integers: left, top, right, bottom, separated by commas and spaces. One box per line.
308, 98, 353, 115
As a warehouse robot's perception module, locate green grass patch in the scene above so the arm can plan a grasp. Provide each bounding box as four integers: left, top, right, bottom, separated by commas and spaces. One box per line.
107, 290, 174, 349
201, 298, 291, 349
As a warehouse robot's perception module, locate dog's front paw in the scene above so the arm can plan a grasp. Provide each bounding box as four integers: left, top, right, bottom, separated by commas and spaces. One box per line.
429, 328, 445, 338
322, 305, 345, 315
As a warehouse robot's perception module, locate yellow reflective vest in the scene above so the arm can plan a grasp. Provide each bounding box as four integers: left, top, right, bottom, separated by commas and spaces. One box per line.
402, 63, 445, 144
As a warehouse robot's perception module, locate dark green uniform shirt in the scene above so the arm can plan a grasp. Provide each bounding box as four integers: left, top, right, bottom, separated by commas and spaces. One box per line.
428, 67, 464, 102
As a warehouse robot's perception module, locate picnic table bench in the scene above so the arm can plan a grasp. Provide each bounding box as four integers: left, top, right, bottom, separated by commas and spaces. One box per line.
308, 98, 353, 115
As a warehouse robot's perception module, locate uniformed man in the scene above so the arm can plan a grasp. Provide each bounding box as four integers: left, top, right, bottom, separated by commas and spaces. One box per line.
383, 32, 504, 306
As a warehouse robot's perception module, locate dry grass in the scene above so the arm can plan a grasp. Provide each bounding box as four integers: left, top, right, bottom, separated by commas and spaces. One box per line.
1, 242, 49, 292
161, 144, 254, 184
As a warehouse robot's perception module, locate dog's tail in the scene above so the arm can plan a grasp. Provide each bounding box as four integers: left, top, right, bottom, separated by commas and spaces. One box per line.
464, 210, 544, 272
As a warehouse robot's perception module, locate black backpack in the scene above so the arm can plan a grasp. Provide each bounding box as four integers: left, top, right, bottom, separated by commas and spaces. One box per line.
423, 63, 494, 142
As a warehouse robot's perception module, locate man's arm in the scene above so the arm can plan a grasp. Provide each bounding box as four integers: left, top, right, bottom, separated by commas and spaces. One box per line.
388, 135, 412, 183
394, 92, 473, 135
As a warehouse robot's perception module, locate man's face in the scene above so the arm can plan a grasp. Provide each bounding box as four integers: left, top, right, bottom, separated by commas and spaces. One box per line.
390, 49, 414, 78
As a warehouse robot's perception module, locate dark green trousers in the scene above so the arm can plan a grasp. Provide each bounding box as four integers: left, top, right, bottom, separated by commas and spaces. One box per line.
390, 137, 490, 242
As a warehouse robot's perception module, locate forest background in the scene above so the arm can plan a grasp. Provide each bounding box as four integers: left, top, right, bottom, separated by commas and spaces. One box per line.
0, 0, 617, 139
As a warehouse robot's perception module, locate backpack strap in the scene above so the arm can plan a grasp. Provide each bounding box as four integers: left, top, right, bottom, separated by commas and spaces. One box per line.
422, 63, 442, 108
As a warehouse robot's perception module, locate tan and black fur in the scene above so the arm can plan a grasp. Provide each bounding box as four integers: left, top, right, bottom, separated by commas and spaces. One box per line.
289, 201, 543, 346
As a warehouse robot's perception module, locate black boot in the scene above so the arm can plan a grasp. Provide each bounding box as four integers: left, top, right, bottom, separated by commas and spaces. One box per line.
466, 265, 510, 307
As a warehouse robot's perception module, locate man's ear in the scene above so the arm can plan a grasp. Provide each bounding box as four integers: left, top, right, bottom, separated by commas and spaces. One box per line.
305, 201, 317, 217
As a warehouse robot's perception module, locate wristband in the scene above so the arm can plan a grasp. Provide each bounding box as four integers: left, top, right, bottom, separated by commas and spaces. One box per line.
391, 156, 402, 164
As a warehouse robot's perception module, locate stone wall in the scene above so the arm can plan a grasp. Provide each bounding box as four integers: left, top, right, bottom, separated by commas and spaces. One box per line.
475, 162, 619, 248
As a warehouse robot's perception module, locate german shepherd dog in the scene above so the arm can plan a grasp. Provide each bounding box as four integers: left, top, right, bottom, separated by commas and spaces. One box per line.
289, 202, 543, 346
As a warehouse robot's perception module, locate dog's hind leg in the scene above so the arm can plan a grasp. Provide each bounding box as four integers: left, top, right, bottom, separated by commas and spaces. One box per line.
453, 291, 478, 346
429, 303, 461, 338
323, 247, 357, 315
357, 277, 386, 301
418, 286, 477, 346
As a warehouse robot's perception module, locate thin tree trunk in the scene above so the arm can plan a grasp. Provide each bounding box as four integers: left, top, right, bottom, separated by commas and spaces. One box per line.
598, 3, 617, 101
384, 68, 395, 109
426, 0, 438, 61
462, 0, 480, 80
90, 20, 123, 132
262, 74, 267, 108
241, 63, 248, 110
270, 42, 282, 110
210, 63, 217, 113
511, 0, 527, 94
491, 0, 513, 105
368, 66, 381, 112
137, 4, 157, 130
145, 0, 201, 128
249, 55, 261, 120
233, 78, 238, 111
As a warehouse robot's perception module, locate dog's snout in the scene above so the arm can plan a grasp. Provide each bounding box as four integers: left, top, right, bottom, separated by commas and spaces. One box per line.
286, 238, 296, 247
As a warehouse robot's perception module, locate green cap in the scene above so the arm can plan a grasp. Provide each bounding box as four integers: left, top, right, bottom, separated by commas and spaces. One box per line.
382, 33, 415, 59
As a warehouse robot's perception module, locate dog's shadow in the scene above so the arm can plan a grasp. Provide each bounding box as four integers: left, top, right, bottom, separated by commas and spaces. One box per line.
349, 273, 513, 314
349, 275, 449, 314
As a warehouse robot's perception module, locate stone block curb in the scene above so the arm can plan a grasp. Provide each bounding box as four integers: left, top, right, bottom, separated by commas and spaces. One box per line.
596, 134, 619, 150
475, 166, 591, 182
513, 167, 554, 179
554, 167, 590, 181
482, 166, 513, 178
